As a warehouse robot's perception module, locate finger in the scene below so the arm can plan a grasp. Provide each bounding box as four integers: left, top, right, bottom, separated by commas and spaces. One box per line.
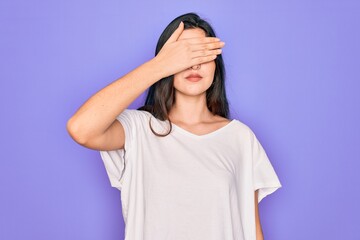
165, 21, 184, 45
182, 36, 221, 44
191, 48, 222, 59
190, 54, 218, 65
190, 41, 225, 52
201, 55, 219, 64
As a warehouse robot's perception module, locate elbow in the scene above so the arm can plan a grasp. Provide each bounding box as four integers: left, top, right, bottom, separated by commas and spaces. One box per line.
66, 117, 89, 145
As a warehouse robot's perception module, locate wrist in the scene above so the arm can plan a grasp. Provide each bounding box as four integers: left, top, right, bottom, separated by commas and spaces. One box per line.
147, 56, 169, 80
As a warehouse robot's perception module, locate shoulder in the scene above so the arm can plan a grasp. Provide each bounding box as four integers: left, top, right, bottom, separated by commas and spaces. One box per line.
213, 114, 256, 140
115, 109, 153, 128
119, 108, 152, 119
212, 113, 254, 132
121, 108, 149, 115
228, 117, 257, 140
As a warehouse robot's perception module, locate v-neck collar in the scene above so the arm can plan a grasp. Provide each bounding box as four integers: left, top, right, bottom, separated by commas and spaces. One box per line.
170, 119, 236, 139
142, 110, 237, 139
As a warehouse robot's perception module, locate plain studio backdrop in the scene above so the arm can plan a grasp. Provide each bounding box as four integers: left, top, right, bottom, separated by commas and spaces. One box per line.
0, 0, 359, 239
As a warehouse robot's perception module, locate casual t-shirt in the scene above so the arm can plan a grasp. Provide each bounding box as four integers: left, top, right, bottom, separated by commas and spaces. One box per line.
99, 109, 282, 240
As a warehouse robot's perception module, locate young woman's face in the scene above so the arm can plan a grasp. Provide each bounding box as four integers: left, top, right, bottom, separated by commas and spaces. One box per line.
173, 28, 216, 97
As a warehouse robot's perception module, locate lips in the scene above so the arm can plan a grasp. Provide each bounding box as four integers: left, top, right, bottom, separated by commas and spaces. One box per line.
185, 73, 203, 82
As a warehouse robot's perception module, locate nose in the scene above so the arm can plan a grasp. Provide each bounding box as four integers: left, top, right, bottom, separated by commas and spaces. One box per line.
189, 64, 201, 70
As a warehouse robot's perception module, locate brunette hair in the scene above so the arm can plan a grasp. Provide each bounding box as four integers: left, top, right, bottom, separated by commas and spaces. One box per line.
138, 12, 229, 136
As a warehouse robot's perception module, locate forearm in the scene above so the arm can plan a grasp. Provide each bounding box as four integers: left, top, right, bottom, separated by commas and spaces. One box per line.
256, 229, 264, 240
67, 57, 165, 143
255, 213, 264, 240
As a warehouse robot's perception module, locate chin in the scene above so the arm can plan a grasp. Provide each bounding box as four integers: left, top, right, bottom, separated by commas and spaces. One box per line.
174, 86, 212, 96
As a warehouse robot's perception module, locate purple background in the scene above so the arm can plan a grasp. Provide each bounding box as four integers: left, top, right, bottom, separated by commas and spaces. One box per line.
1, 0, 359, 239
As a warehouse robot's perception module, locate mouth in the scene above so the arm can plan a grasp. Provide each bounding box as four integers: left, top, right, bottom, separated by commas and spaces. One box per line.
185, 74, 203, 82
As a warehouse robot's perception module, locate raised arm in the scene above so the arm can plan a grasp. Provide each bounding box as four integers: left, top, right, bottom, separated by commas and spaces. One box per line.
66, 59, 164, 150
66, 21, 224, 151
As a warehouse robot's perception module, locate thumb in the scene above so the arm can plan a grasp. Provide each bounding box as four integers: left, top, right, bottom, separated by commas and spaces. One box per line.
165, 21, 184, 45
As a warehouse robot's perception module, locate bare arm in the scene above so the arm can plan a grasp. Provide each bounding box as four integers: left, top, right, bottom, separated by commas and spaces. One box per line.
255, 189, 264, 240
66, 59, 164, 150
66, 21, 224, 151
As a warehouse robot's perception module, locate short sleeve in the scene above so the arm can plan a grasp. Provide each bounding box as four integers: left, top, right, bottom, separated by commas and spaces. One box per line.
99, 109, 143, 191
250, 129, 282, 203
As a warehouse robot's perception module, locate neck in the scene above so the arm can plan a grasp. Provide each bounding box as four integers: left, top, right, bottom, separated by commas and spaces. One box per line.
168, 92, 213, 124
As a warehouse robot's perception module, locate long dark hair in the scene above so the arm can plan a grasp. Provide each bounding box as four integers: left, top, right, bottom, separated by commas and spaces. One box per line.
138, 12, 229, 137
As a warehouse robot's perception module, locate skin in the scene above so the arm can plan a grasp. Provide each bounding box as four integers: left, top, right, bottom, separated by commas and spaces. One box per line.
67, 23, 263, 238
169, 28, 265, 239
255, 189, 264, 240
168, 28, 231, 135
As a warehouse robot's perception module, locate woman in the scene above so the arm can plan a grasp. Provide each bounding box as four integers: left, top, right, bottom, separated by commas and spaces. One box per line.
67, 12, 282, 240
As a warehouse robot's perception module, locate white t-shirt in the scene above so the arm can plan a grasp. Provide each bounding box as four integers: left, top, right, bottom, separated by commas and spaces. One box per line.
100, 109, 282, 240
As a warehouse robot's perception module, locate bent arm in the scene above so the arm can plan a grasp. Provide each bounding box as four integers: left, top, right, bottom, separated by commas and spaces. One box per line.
66, 58, 165, 149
